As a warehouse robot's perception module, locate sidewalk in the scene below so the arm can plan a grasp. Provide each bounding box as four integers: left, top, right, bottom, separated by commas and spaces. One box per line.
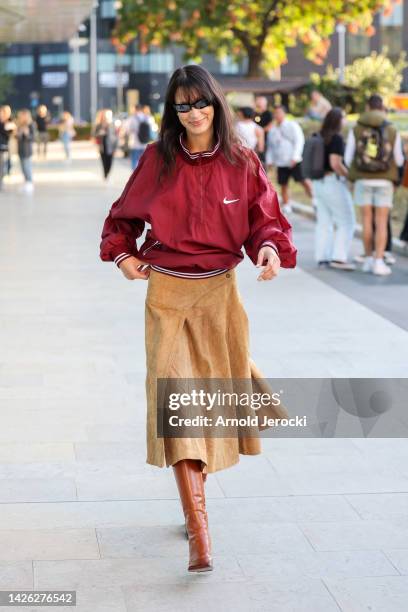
1, 142, 408, 611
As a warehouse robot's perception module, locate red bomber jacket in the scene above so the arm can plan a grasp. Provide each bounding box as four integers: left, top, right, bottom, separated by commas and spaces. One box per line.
99, 135, 297, 275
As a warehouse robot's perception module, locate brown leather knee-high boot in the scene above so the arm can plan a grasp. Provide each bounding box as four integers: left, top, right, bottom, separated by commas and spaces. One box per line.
173, 459, 213, 572
183, 470, 207, 540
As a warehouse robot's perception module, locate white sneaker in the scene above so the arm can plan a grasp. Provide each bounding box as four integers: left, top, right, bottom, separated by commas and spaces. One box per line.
329, 260, 356, 271
282, 204, 292, 214
384, 252, 396, 265
372, 259, 392, 276
24, 182, 34, 193
361, 256, 374, 273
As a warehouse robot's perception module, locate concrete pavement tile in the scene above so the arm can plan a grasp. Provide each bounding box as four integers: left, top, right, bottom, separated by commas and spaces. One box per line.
300, 519, 408, 551
323, 576, 408, 612
24, 587, 127, 612
265, 453, 371, 474
344, 493, 408, 520
261, 438, 361, 456
0, 500, 183, 530
34, 557, 245, 587
97, 526, 197, 558
279, 467, 408, 495
76, 462, 224, 501
123, 577, 340, 612
0, 443, 75, 463
72, 587, 127, 612
210, 521, 313, 555
236, 550, 398, 579
351, 438, 408, 454
382, 549, 408, 574
75, 472, 186, 501
85, 424, 140, 442
0, 561, 33, 589
0, 478, 76, 503
214, 455, 292, 497
74, 442, 146, 462
123, 582, 254, 612
244, 577, 351, 611
0, 421, 88, 443
206, 495, 360, 523
0, 372, 44, 387
0, 529, 100, 561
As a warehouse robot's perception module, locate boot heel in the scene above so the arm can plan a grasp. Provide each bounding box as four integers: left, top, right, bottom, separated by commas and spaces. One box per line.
188, 560, 213, 572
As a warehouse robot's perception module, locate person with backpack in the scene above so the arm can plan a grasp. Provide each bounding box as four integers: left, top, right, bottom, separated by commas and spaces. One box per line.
125, 104, 151, 170
305, 107, 356, 270
344, 94, 404, 276
266, 105, 312, 214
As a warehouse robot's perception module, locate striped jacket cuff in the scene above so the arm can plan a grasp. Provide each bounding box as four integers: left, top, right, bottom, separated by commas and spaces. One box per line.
114, 252, 132, 267
260, 241, 279, 256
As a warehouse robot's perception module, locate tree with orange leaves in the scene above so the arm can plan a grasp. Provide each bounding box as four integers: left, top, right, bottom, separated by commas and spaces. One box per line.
116, 0, 397, 77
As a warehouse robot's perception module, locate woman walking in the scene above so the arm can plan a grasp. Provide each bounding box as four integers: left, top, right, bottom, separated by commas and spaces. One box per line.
312, 108, 356, 270
235, 106, 264, 155
35, 104, 50, 159
59, 111, 76, 161
0, 105, 16, 190
16, 109, 35, 193
99, 65, 297, 572
94, 109, 117, 180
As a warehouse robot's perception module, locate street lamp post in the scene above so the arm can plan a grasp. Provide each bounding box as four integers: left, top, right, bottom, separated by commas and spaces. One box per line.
336, 23, 346, 85
90, 2, 98, 123
69, 35, 88, 122
116, 53, 124, 114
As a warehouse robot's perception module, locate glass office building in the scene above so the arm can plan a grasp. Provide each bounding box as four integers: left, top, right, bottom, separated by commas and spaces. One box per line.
0, 0, 245, 121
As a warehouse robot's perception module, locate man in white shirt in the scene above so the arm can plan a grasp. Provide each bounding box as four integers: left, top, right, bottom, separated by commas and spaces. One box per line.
344, 94, 404, 276
266, 105, 312, 214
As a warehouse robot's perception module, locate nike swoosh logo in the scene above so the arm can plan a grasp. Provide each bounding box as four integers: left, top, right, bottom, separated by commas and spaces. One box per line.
223, 197, 239, 205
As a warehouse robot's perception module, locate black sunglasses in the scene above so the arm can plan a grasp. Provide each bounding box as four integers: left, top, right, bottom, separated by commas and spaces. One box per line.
173, 98, 212, 113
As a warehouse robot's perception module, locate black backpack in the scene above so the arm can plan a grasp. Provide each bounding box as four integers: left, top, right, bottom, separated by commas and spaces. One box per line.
354, 121, 393, 173
302, 132, 325, 179
138, 120, 151, 144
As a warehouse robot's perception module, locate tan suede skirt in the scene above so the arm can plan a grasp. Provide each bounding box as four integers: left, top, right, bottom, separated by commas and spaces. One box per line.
144, 267, 288, 474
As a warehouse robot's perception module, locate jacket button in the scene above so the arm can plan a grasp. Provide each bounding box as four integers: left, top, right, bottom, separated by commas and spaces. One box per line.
226, 273, 231, 278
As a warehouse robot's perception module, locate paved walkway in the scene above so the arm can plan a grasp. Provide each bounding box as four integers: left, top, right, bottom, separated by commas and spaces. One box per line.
1, 142, 408, 611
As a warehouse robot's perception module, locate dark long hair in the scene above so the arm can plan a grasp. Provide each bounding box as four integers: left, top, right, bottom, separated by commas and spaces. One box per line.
320, 107, 344, 145
157, 65, 248, 180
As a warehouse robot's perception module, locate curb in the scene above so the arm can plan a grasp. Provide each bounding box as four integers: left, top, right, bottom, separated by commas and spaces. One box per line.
290, 201, 408, 257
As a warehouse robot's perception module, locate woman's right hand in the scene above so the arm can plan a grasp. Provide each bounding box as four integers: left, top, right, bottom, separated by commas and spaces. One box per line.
118, 256, 150, 280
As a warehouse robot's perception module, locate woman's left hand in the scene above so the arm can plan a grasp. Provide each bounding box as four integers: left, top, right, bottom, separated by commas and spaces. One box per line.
256, 246, 280, 281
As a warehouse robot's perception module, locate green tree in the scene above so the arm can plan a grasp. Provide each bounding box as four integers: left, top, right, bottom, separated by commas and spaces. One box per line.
308, 49, 407, 113
116, 0, 394, 77
343, 49, 407, 110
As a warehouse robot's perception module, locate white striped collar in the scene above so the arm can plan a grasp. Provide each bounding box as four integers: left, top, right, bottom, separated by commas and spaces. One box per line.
179, 132, 220, 160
